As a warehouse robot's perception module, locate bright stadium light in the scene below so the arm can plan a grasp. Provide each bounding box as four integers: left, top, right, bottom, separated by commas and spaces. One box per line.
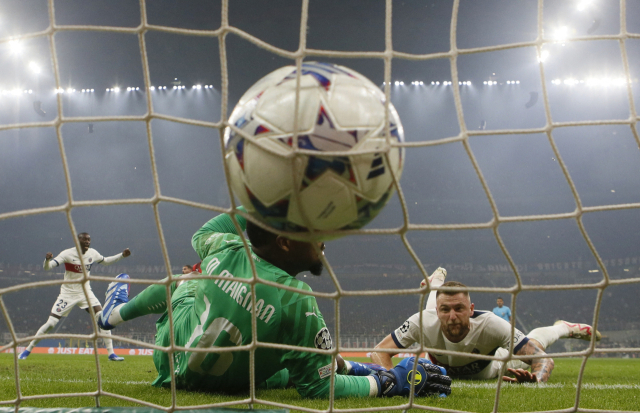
28, 61, 41, 74
9, 39, 22, 55
538, 50, 550, 63
554, 26, 569, 43
114, 87, 120, 92
577, 0, 592, 11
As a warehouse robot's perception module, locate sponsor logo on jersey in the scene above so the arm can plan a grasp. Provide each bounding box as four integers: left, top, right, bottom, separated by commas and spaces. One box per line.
305, 311, 318, 318
315, 327, 333, 350
318, 363, 333, 379
64, 263, 90, 273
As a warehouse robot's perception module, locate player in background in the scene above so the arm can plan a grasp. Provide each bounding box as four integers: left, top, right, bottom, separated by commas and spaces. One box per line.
492, 297, 511, 322
372, 279, 601, 383
96, 208, 451, 398
18, 233, 131, 361
182, 265, 192, 275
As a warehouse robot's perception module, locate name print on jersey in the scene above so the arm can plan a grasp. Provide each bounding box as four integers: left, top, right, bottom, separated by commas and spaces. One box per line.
206, 258, 275, 324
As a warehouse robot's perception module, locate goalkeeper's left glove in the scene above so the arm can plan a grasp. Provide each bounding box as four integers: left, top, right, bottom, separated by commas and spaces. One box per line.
372, 357, 452, 398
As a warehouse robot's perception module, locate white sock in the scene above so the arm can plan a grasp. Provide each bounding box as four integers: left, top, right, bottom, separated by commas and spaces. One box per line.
26, 316, 59, 351
528, 323, 569, 350
101, 328, 114, 354
425, 268, 446, 310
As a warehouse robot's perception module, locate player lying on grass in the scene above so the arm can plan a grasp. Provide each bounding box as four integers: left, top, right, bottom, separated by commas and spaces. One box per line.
372, 276, 601, 383
96, 207, 451, 398
19, 232, 130, 362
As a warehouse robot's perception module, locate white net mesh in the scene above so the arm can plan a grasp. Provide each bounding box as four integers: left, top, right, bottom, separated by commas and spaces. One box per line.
1, 0, 640, 412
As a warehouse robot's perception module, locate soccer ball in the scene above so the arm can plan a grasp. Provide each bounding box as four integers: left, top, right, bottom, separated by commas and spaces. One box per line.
224, 62, 404, 239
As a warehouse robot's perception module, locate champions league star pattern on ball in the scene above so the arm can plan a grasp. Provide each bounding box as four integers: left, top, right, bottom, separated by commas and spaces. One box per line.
224, 62, 404, 238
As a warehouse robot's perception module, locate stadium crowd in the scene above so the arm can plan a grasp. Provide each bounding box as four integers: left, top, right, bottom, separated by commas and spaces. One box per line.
2, 267, 638, 356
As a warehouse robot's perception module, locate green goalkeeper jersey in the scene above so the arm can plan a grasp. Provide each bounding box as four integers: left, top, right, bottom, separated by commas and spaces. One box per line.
158, 209, 372, 398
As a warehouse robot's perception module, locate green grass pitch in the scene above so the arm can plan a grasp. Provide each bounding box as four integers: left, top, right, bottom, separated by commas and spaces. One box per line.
1, 354, 639, 412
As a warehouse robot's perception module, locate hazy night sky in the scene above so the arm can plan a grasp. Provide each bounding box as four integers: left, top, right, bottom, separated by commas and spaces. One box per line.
1, 0, 639, 336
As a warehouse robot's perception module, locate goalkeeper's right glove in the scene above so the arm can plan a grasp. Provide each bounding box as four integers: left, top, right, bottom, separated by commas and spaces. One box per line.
372, 357, 452, 398
343, 360, 387, 376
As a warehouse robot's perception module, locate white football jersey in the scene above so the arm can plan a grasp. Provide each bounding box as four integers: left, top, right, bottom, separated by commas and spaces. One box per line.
391, 309, 529, 379
44, 247, 123, 294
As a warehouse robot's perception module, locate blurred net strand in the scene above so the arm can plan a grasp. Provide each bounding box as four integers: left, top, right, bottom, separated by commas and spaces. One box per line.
1, 0, 638, 412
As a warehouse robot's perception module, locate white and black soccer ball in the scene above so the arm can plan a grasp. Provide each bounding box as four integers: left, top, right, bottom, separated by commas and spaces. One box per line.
224, 62, 404, 239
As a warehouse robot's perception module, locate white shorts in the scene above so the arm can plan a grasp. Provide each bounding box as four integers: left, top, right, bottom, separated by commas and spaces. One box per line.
50, 291, 101, 317
471, 347, 530, 380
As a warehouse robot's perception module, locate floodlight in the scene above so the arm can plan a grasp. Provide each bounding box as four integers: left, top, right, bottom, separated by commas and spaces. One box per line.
150, 86, 155, 90
114, 87, 120, 92
577, 0, 592, 11
538, 50, 550, 63
554, 26, 569, 42
9, 39, 22, 55
28, 62, 41, 74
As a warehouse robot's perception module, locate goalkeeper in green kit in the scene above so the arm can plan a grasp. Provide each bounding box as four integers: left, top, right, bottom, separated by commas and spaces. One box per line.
97, 207, 451, 398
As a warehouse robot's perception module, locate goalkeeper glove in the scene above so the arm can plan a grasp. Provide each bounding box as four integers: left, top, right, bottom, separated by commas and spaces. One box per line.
343, 360, 387, 376
372, 357, 452, 397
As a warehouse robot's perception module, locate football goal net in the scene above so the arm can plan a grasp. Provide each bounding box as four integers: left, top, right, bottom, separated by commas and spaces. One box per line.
1, 0, 639, 412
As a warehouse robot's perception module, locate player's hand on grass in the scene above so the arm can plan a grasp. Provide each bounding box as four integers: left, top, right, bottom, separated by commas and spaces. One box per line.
122, 248, 131, 257
373, 357, 452, 397
45, 252, 53, 260
503, 368, 538, 383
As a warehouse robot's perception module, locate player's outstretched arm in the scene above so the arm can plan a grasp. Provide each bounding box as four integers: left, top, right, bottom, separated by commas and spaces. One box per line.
101, 249, 129, 266
43, 252, 59, 270
371, 334, 401, 370
504, 340, 554, 383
